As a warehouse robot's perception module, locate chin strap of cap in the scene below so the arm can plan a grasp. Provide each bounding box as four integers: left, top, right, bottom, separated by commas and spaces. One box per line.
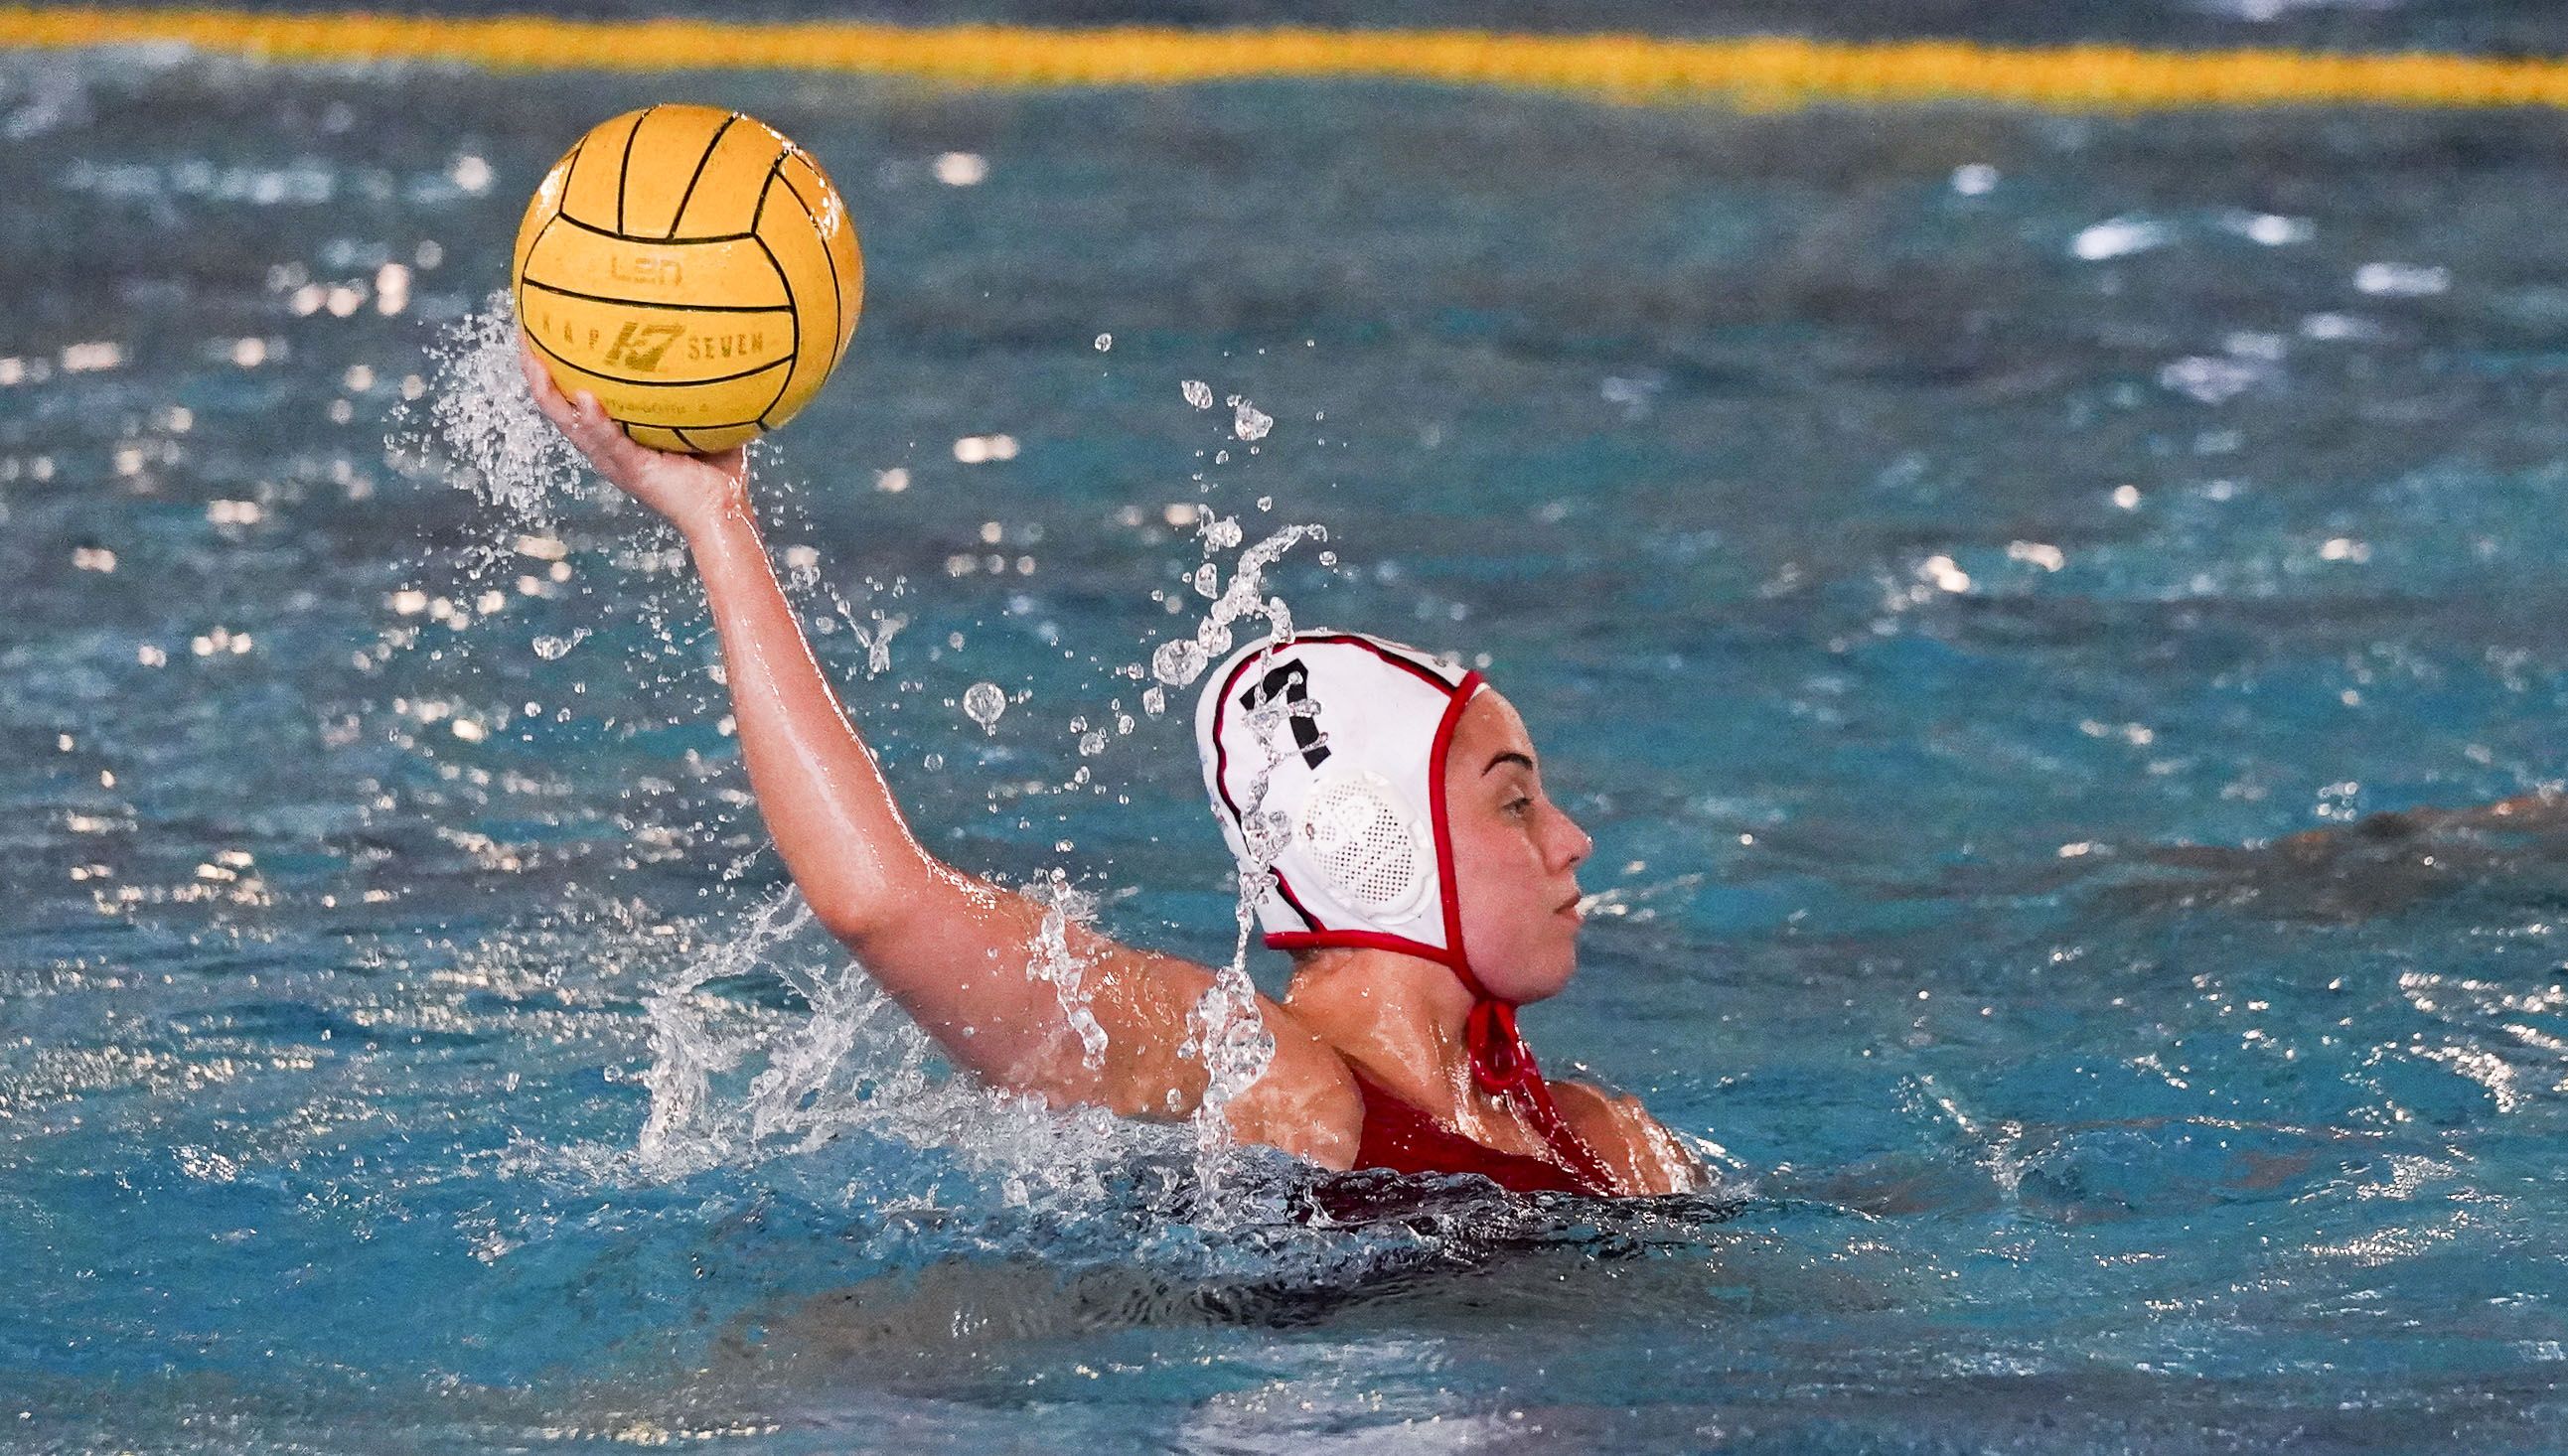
1458, 974, 1621, 1196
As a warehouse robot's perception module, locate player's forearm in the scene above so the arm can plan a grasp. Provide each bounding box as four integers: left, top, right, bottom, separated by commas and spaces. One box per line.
681, 502, 937, 944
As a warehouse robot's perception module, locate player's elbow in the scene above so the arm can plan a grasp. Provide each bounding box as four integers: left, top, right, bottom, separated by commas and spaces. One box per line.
806, 855, 995, 962
784, 847, 950, 949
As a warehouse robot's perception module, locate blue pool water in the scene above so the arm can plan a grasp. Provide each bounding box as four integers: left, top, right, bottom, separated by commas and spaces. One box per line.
10, 15, 2568, 1453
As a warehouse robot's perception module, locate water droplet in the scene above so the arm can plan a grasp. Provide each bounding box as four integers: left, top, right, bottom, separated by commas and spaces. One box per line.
530, 628, 589, 660
1093, 333, 1113, 352
962, 681, 1007, 733
1151, 639, 1207, 686
1180, 379, 1214, 410
1201, 514, 1243, 551
1078, 731, 1108, 756
1191, 562, 1220, 598
1232, 400, 1273, 441
1141, 685, 1167, 717
923, 752, 945, 771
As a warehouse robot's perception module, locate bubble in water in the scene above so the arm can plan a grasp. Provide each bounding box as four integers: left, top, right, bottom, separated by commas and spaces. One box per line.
1151, 639, 1207, 687
1094, 333, 1113, 352
1232, 399, 1273, 441
962, 681, 1007, 733
1180, 379, 1214, 410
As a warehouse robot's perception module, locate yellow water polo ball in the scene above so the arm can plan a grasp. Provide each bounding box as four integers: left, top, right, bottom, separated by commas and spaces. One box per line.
513, 104, 863, 454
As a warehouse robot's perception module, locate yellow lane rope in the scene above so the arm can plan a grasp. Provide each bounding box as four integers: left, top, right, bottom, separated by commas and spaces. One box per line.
8, 6, 2568, 110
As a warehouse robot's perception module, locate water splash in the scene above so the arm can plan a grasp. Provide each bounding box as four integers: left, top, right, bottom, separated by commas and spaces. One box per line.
1129, 519, 1329, 1206
1027, 869, 1110, 1071
529, 628, 589, 660
623, 889, 1164, 1204
1145, 521, 1324, 692
386, 290, 594, 526
852, 612, 905, 678
1150, 638, 1206, 687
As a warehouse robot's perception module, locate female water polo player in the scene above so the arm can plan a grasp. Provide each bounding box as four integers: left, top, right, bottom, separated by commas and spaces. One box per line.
522, 345, 1706, 1197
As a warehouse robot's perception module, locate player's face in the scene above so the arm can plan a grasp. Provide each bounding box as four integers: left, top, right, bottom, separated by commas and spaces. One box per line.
1442, 691, 1593, 1003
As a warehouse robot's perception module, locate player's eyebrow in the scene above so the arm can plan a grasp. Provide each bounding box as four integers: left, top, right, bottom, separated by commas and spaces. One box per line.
1482, 751, 1535, 776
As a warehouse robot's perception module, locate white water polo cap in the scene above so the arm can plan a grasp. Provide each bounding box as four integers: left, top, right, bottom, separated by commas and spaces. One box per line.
1196, 631, 1486, 961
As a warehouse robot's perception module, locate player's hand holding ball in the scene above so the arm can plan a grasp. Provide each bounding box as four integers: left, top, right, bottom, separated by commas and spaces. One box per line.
518, 338, 745, 536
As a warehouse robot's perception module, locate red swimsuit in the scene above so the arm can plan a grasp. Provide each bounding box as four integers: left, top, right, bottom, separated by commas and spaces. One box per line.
1349, 1067, 1618, 1198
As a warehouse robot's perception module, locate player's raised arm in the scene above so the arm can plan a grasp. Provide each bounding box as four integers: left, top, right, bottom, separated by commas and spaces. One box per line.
518, 344, 1360, 1163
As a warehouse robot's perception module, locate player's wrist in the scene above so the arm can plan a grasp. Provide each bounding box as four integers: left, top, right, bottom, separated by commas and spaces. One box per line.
675, 488, 759, 555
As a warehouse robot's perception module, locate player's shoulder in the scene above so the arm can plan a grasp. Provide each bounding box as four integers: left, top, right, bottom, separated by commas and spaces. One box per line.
1225, 994, 1366, 1170
1549, 1074, 1671, 1177
1549, 1075, 1648, 1138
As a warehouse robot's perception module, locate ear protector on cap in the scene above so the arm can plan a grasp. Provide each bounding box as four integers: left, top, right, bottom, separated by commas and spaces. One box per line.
1297, 765, 1432, 925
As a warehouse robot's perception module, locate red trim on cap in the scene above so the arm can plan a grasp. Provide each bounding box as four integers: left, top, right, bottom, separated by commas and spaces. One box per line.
1265, 928, 1455, 963
1267, 869, 1323, 933
1426, 670, 1488, 999
1320, 633, 1465, 694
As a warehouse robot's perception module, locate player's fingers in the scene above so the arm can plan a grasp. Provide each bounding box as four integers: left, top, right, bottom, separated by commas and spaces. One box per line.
562, 391, 667, 477
518, 340, 580, 429
566, 390, 625, 450
520, 344, 568, 416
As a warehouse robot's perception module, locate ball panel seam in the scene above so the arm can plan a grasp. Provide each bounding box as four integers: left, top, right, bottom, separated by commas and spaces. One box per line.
778, 173, 845, 375
615, 102, 662, 235
546, 211, 754, 247
746, 228, 801, 427
664, 112, 740, 241
747, 151, 791, 234
527, 331, 795, 391
518, 277, 792, 317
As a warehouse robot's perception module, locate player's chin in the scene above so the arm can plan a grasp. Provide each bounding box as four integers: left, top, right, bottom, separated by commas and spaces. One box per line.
1532, 937, 1582, 997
